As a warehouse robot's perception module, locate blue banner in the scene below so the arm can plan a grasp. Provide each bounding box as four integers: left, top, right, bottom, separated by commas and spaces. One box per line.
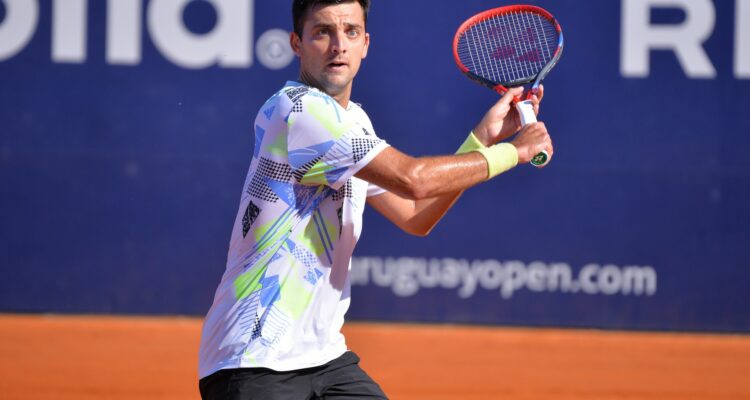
1, 0, 748, 332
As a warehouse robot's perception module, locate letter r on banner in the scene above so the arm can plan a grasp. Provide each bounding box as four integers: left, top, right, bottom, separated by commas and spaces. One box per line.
621, 0, 716, 78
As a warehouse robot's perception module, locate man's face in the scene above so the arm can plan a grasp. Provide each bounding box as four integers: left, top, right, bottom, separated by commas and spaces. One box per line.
290, 2, 370, 101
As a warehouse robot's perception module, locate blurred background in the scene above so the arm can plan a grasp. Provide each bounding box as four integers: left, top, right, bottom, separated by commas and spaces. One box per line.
1, 0, 749, 333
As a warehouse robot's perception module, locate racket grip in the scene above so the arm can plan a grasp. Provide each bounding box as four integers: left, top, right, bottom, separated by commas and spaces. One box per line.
515, 100, 549, 168
516, 100, 537, 126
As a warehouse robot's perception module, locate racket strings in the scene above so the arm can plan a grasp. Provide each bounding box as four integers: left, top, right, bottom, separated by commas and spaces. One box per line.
457, 11, 558, 85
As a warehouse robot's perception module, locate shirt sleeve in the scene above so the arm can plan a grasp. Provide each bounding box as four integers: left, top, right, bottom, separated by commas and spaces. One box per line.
286, 91, 389, 190
366, 182, 387, 197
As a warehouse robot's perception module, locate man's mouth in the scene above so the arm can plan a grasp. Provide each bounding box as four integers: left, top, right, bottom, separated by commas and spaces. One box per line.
327, 61, 348, 70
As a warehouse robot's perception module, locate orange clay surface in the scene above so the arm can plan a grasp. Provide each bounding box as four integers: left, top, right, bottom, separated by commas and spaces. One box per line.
1, 314, 749, 400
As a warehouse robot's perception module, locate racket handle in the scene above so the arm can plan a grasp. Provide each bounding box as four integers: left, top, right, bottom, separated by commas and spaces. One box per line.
515, 100, 549, 168
516, 99, 537, 125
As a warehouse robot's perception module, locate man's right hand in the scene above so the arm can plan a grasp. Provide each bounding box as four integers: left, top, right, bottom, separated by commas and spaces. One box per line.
511, 122, 554, 165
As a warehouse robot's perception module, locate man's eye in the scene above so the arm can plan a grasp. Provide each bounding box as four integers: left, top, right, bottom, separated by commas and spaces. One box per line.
347, 30, 359, 37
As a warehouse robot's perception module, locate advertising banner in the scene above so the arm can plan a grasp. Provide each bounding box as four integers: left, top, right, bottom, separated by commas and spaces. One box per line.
1, 0, 748, 332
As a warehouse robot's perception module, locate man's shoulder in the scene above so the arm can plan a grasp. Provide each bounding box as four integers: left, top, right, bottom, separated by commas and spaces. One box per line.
279, 82, 333, 104
282, 84, 313, 104
265, 82, 338, 117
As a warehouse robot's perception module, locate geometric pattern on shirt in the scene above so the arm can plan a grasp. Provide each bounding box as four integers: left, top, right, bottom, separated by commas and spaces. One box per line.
242, 201, 261, 238
332, 180, 353, 201
247, 158, 293, 202
292, 100, 303, 113
253, 125, 266, 159
294, 184, 329, 219
289, 142, 335, 170
251, 316, 263, 340
292, 245, 318, 269
337, 206, 344, 238
351, 137, 383, 163
293, 244, 324, 285
250, 273, 283, 341
236, 291, 260, 341
292, 155, 324, 184
285, 86, 309, 104
305, 268, 324, 285
266, 179, 295, 207
263, 105, 276, 120
258, 275, 281, 311
259, 307, 292, 349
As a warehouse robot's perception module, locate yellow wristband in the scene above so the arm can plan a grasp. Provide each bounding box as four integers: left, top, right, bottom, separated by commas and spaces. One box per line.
475, 143, 519, 179
456, 131, 486, 154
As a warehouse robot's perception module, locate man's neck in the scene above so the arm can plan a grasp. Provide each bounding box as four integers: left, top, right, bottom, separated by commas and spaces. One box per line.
298, 75, 351, 108
331, 92, 350, 108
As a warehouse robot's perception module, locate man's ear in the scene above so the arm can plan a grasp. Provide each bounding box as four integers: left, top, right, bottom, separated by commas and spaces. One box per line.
290, 32, 302, 57
362, 32, 370, 59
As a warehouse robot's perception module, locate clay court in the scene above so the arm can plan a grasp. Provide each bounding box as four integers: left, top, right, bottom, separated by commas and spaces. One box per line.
1, 314, 748, 399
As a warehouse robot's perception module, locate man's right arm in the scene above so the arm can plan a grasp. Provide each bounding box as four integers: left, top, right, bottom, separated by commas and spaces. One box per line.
356, 147, 488, 200
357, 121, 551, 236
356, 121, 552, 200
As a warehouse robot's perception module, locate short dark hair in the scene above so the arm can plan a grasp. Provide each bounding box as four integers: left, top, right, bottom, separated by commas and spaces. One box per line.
292, 0, 370, 37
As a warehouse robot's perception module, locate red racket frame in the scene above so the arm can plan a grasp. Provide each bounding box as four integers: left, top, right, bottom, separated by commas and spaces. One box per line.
453, 5, 563, 99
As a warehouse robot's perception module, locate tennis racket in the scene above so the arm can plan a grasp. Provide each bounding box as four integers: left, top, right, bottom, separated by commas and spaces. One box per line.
453, 5, 563, 167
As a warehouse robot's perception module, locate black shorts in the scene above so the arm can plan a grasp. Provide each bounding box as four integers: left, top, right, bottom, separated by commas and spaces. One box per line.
199, 351, 388, 400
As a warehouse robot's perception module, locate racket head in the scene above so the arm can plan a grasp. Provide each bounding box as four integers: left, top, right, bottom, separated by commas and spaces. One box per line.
453, 5, 564, 96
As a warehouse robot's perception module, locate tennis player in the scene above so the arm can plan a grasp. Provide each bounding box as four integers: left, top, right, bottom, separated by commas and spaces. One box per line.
198, 0, 553, 398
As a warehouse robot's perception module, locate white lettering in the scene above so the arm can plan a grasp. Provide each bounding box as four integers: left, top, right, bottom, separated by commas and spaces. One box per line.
351, 257, 658, 299
622, 266, 658, 295
370, 257, 391, 287
107, 0, 142, 65
579, 264, 600, 294
598, 265, 623, 295
547, 263, 574, 291
416, 259, 441, 288
440, 258, 467, 289
0, 0, 38, 61
391, 257, 421, 297
147, 0, 253, 69
737, 0, 750, 78
477, 260, 504, 291
621, 0, 716, 78
456, 260, 480, 298
349, 257, 370, 286
501, 261, 527, 299
526, 262, 548, 292
52, 0, 87, 63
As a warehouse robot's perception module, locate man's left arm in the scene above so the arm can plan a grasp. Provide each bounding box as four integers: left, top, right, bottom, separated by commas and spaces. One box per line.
366, 189, 463, 237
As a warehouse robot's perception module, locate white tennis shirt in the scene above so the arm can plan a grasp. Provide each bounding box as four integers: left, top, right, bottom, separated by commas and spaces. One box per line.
198, 81, 389, 378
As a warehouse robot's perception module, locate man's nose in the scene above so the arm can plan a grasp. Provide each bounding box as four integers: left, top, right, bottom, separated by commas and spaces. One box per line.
330, 31, 348, 53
